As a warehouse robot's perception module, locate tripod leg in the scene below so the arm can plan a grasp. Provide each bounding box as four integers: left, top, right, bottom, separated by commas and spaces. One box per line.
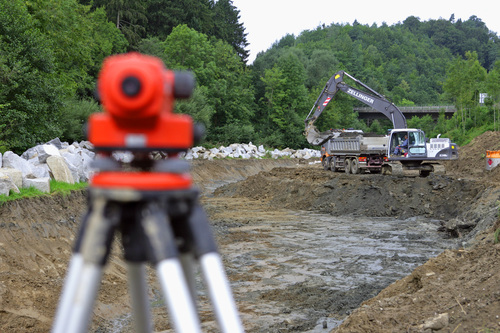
188, 204, 244, 333
51, 254, 84, 333
156, 260, 202, 333
127, 262, 153, 333
66, 263, 104, 333
200, 253, 243, 333
52, 196, 118, 333
179, 252, 198, 305
142, 202, 202, 333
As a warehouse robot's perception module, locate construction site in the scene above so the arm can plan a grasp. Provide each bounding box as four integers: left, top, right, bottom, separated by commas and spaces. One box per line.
0, 130, 498, 332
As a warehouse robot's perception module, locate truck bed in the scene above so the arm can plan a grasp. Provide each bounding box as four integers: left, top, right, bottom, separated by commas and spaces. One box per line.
326, 135, 387, 155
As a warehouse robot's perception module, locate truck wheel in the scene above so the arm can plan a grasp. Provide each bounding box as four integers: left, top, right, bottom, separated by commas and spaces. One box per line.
344, 159, 351, 174
322, 156, 331, 170
330, 158, 337, 172
351, 158, 361, 174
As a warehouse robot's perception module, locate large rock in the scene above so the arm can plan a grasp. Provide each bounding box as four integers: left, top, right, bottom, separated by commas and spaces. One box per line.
0, 168, 23, 188
37, 144, 61, 163
0, 172, 20, 195
46, 155, 75, 184
2, 151, 34, 177
21, 146, 38, 160
23, 177, 50, 193
61, 149, 94, 182
26, 160, 51, 178
46, 137, 63, 149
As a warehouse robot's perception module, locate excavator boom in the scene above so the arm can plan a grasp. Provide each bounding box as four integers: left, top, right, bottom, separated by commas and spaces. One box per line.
305, 71, 407, 145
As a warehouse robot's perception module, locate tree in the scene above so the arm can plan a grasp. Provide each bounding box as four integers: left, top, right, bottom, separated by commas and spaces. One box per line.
0, 0, 64, 152
144, 0, 214, 41
261, 67, 287, 131
87, 0, 147, 49
443, 51, 487, 133
259, 52, 310, 148
27, 0, 127, 97
486, 60, 500, 130
163, 25, 254, 143
212, 0, 249, 63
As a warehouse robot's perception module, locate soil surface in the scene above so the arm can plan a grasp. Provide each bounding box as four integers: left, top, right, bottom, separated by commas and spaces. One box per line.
1, 132, 500, 332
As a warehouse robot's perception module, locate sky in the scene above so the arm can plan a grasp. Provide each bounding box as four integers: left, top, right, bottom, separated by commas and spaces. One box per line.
231, 0, 500, 64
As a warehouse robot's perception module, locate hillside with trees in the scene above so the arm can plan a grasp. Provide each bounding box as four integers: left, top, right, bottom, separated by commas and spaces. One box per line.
1, 0, 500, 153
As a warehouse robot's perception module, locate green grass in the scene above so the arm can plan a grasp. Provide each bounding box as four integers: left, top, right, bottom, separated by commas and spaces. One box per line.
49, 180, 88, 195
0, 180, 88, 204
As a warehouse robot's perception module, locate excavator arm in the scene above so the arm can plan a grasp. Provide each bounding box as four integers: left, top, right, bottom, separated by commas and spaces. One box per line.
305, 71, 407, 145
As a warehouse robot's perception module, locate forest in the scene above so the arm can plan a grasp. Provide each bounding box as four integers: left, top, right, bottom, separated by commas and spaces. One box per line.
1, 0, 500, 153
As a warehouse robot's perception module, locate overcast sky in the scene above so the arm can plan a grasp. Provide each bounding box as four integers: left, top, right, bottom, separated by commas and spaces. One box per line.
231, 0, 500, 64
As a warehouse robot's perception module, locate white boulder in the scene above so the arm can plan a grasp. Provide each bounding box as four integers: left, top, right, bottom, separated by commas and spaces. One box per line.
47, 155, 75, 184
23, 177, 50, 193
3, 151, 34, 177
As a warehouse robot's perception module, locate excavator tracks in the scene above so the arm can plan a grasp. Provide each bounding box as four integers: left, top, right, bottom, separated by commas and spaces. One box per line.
382, 163, 445, 177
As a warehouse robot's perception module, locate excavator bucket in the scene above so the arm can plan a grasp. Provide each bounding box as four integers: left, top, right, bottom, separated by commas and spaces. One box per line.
304, 121, 334, 146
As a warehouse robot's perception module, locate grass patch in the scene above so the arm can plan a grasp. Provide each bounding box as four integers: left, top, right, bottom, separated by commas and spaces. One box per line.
49, 180, 88, 196
0, 180, 88, 204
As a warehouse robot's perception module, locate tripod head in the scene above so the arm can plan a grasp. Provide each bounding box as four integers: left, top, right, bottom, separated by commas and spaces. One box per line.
88, 52, 196, 153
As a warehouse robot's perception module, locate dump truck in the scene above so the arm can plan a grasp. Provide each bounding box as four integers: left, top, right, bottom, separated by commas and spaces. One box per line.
320, 130, 387, 174
306, 71, 458, 176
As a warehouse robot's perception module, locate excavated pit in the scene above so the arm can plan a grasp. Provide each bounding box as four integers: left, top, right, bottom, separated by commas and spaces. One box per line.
1, 132, 500, 333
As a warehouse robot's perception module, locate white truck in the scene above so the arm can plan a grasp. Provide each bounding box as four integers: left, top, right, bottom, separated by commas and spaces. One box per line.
306, 71, 458, 176
320, 129, 458, 176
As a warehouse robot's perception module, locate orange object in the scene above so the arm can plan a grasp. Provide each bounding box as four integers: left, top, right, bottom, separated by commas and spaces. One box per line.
88, 52, 193, 151
486, 150, 500, 171
91, 172, 192, 191
98, 52, 173, 119
486, 150, 500, 158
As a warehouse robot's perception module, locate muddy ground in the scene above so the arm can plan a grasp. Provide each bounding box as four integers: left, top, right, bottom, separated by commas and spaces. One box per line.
0, 131, 500, 332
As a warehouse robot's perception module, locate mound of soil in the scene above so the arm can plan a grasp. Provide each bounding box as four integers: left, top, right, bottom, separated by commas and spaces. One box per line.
444, 130, 500, 181
215, 167, 478, 219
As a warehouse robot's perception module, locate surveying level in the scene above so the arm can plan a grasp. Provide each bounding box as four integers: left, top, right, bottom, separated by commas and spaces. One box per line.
51, 52, 244, 333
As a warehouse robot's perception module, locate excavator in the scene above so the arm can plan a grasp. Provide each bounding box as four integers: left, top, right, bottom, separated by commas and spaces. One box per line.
305, 71, 458, 176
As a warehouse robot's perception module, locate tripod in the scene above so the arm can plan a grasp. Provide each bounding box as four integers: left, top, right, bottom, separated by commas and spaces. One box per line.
51, 157, 244, 333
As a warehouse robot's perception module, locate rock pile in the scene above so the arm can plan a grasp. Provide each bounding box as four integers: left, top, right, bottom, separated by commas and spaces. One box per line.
0, 139, 320, 196
0, 138, 95, 196
184, 143, 320, 160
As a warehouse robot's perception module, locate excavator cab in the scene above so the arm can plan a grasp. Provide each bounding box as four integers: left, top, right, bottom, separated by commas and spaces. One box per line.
388, 129, 427, 159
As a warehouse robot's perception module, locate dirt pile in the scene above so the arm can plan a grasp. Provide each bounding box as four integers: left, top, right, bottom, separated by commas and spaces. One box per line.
0, 191, 87, 332
444, 130, 500, 181
215, 168, 479, 220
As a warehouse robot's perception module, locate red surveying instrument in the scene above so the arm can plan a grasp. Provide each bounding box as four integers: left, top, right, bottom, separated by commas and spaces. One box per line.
51, 52, 244, 333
